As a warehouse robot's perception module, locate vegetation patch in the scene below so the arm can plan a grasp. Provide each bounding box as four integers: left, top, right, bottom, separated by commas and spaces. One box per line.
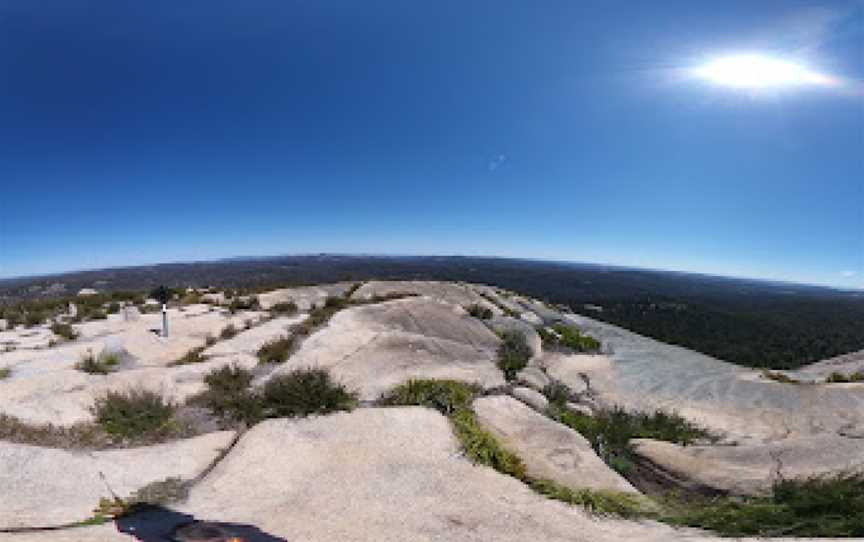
171, 346, 208, 366
761, 369, 802, 385
256, 335, 296, 364
478, 292, 517, 317
76, 350, 121, 375
50, 321, 79, 341
380, 379, 480, 415
539, 323, 601, 353
269, 301, 298, 315
497, 331, 532, 381
91, 389, 187, 443
548, 404, 715, 476
662, 473, 864, 537
0, 413, 112, 449
529, 478, 647, 518
259, 368, 357, 419
0, 367, 10, 380
825, 371, 864, 383
219, 323, 238, 340
466, 303, 493, 320
194, 364, 260, 424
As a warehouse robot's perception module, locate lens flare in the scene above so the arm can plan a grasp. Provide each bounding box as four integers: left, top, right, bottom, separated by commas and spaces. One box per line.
693, 54, 836, 89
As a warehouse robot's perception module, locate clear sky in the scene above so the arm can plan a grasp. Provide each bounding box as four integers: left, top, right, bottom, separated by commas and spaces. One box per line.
1, 1, 862, 288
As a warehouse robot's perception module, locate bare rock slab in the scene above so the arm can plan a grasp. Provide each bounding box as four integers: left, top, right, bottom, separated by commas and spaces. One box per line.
512, 386, 549, 411
473, 395, 637, 494
270, 297, 505, 400
0, 431, 235, 529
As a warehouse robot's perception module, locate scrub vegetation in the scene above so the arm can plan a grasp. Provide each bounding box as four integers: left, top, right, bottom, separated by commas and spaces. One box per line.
497, 331, 532, 381
76, 350, 121, 375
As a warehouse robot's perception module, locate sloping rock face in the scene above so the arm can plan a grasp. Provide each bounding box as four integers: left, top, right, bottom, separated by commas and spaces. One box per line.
353, 280, 495, 309
0, 431, 234, 529
257, 282, 354, 310
633, 435, 864, 496
268, 296, 505, 400
474, 396, 636, 494
171, 408, 705, 542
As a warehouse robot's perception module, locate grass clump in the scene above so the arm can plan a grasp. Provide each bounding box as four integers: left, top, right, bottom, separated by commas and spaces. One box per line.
761, 369, 801, 384
380, 379, 480, 415
497, 331, 532, 381
450, 407, 527, 479
269, 301, 298, 315
259, 368, 357, 419
529, 478, 647, 518
76, 350, 121, 374
50, 321, 79, 341
466, 304, 493, 320
91, 389, 180, 442
0, 367, 10, 380
825, 371, 864, 383
663, 473, 864, 537
0, 413, 111, 448
256, 335, 295, 364
171, 346, 207, 366
550, 405, 714, 475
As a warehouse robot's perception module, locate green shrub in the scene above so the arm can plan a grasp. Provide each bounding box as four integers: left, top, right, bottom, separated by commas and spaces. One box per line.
197, 364, 260, 424
91, 389, 178, 441
497, 331, 532, 381
260, 368, 356, 418
762, 369, 801, 384
106, 302, 121, 314
269, 301, 298, 315
76, 350, 121, 375
171, 346, 207, 366
542, 381, 571, 407
380, 379, 480, 415
545, 324, 601, 353
0, 368, 10, 380
50, 322, 78, 341
204, 333, 217, 347
256, 335, 295, 364
25, 312, 45, 327
220, 323, 238, 340
466, 304, 493, 320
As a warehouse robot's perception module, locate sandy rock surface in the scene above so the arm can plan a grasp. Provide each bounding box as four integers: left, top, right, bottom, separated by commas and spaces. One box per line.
474, 395, 636, 494
269, 296, 505, 400
0, 431, 235, 529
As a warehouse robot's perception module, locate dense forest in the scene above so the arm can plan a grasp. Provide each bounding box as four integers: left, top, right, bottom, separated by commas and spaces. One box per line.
2, 255, 862, 369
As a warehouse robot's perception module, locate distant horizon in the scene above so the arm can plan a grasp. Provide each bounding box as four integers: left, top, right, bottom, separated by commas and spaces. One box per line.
2, 252, 861, 293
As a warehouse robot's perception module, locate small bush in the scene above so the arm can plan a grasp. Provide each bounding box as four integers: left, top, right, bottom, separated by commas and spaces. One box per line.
466, 304, 493, 320
542, 381, 571, 407
25, 312, 46, 327
204, 333, 217, 347
762, 369, 801, 384
497, 331, 532, 381
197, 364, 259, 424
76, 350, 121, 375
0, 413, 110, 449
91, 389, 178, 442
260, 368, 356, 418
219, 323, 238, 340
106, 302, 121, 314
269, 301, 298, 315
543, 324, 601, 353
50, 322, 79, 341
256, 335, 295, 364
171, 346, 207, 366
0, 368, 10, 380
380, 379, 480, 415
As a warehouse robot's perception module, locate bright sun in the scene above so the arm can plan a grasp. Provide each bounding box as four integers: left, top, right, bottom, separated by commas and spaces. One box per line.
693, 54, 835, 89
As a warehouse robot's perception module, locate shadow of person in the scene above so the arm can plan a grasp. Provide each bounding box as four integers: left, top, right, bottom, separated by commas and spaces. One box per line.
114, 504, 287, 542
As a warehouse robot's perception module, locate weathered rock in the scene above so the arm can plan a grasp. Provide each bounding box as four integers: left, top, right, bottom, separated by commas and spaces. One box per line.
257, 282, 354, 310
517, 365, 551, 391
352, 280, 491, 308
268, 296, 505, 400
512, 387, 549, 411
540, 353, 594, 396
0, 431, 235, 529
632, 435, 864, 496
488, 316, 542, 356
474, 395, 637, 494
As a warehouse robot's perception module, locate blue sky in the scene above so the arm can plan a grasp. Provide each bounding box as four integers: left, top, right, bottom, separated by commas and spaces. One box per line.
1, 1, 862, 288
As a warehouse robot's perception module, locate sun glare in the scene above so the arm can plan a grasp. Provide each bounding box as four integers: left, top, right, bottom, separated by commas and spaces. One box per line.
693, 54, 835, 89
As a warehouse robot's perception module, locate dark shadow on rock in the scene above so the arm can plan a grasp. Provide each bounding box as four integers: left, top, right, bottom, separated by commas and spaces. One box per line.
115, 504, 287, 542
